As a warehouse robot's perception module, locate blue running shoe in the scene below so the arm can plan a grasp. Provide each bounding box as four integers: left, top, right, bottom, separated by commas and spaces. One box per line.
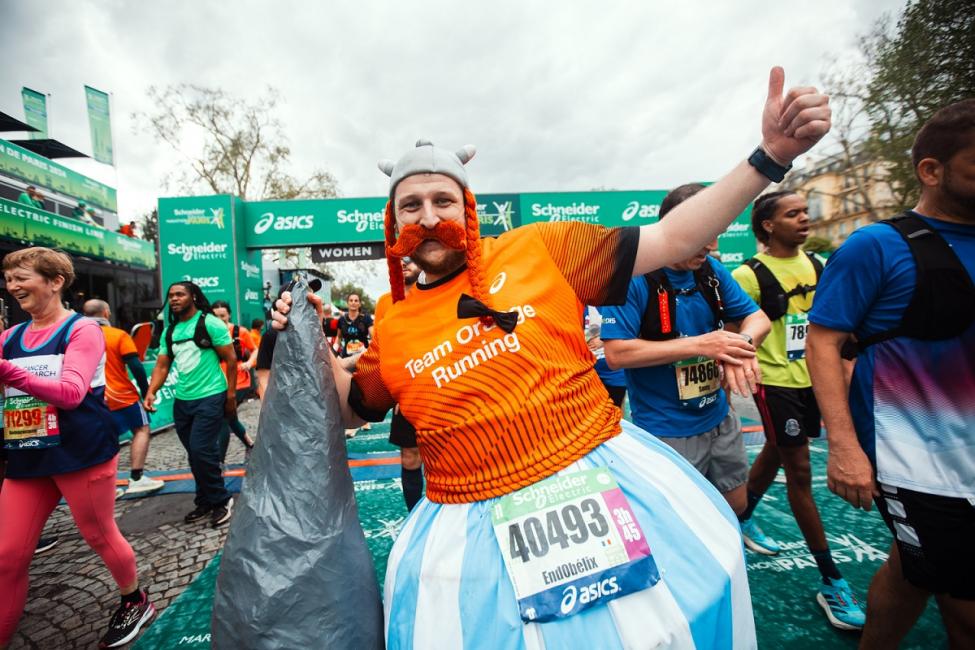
817, 578, 866, 630
740, 517, 781, 555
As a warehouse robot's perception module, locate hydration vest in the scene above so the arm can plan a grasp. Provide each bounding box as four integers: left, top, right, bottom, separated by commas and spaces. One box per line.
858, 212, 975, 349
639, 260, 726, 340
743, 252, 823, 322
164, 312, 215, 355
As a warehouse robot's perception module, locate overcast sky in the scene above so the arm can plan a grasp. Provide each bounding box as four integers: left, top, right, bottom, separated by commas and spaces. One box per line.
1, 0, 907, 295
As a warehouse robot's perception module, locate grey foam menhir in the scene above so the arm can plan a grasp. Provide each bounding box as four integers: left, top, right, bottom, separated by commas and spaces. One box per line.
211, 277, 384, 649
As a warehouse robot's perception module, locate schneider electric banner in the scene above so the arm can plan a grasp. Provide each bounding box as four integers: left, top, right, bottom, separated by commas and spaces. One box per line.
519, 190, 668, 228
158, 196, 263, 327
84, 86, 114, 165
242, 197, 388, 248
0, 198, 154, 268
518, 190, 753, 269
0, 139, 118, 212
21, 87, 48, 140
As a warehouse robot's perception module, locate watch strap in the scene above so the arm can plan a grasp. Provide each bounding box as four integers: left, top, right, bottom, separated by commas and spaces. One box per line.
748, 147, 792, 183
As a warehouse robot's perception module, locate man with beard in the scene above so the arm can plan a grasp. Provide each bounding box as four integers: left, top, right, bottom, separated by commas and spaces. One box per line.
732, 192, 865, 630
276, 67, 831, 647
807, 99, 975, 647
375, 257, 425, 510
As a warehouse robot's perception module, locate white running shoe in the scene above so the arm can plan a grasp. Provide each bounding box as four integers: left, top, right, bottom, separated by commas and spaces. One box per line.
125, 475, 166, 496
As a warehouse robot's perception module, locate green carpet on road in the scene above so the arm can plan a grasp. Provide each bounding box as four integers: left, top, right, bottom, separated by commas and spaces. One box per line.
133, 419, 947, 649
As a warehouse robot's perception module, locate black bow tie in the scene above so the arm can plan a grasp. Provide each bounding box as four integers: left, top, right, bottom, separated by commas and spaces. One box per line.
456, 294, 519, 333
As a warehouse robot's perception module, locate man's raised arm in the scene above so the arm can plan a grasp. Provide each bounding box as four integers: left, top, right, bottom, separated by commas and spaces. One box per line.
634, 67, 831, 276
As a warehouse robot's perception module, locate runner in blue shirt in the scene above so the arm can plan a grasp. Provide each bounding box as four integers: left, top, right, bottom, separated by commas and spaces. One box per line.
601, 183, 771, 522
808, 99, 975, 648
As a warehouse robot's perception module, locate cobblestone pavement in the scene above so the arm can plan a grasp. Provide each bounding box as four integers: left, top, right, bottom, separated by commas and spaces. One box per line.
8, 399, 262, 650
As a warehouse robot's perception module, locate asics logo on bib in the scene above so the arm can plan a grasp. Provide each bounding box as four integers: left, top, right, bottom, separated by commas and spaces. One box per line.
19, 439, 42, 448
253, 212, 315, 235
560, 577, 620, 614
698, 393, 719, 408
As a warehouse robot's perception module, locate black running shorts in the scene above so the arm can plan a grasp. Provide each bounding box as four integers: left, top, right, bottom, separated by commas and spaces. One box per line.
875, 484, 975, 600
753, 384, 821, 448
389, 409, 418, 448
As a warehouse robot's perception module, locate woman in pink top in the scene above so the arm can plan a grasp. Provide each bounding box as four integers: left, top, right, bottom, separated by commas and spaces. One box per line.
0, 248, 154, 649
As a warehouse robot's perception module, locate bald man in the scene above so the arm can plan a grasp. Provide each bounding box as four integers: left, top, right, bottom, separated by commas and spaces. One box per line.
83, 300, 164, 495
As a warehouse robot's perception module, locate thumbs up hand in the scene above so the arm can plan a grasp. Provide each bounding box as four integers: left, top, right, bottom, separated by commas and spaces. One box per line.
760, 66, 831, 166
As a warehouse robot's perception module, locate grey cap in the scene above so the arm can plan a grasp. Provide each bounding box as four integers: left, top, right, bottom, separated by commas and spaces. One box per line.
378, 139, 476, 197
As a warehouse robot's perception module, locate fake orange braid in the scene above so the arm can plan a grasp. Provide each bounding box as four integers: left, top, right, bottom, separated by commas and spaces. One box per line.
383, 199, 406, 303
462, 188, 494, 326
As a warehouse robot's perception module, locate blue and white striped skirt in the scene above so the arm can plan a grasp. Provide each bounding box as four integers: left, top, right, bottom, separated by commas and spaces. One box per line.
383, 420, 756, 649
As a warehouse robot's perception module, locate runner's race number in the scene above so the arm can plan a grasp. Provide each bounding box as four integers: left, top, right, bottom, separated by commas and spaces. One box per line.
492, 468, 660, 622
507, 498, 609, 562
786, 313, 809, 360
674, 356, 720, 408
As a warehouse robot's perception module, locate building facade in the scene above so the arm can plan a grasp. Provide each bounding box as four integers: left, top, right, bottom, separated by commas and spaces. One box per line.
783, 148, 900, 248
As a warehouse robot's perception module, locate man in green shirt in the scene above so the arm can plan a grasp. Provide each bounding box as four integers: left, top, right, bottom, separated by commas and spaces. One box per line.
144, 281, 238, 528
17, 185, 44, 209
731, 191, 865, 631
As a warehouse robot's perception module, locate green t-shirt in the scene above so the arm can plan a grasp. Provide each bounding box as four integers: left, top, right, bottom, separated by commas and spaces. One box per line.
732, 252, 822, 389
159, 313, 232, 400
18, 193, 43, 209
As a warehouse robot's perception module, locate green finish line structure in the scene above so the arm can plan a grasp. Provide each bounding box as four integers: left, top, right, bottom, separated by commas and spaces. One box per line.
158, 187, 758, 329
132, 422, 946, 649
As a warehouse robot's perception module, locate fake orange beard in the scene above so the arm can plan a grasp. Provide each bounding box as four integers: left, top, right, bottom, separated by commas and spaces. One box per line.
388, 221, 467, 257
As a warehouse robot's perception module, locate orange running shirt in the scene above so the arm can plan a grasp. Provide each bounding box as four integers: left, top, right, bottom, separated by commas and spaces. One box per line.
219, 325, 256, 390
374, 293, 392, 323
101, 325, 141, 411
353, 222, 639, 503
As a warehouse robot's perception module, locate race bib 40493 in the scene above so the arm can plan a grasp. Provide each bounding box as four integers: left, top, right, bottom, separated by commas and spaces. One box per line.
3, 394, 60, 450
491, 467, 660, 623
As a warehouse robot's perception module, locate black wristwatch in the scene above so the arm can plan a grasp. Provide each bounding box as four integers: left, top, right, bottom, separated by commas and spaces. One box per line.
748, 146, 792, 183
740, 333, 754, 346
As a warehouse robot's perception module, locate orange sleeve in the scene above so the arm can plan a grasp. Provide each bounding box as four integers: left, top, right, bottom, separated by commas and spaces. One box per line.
374, 293, 391, 323
533, 221, 639, 306
349, 336, 394, 421
118, 332, 138, 357
239, 329, 256, 355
